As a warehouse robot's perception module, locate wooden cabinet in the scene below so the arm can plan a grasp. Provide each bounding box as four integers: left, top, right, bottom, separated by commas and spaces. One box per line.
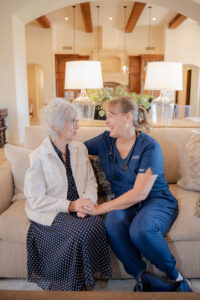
55, 54, 89, 98
129, 56, 141, 93
129, 54, 164, 96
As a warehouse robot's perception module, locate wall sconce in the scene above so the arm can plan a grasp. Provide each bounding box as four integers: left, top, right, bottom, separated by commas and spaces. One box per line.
65, 61, 103, 119
144, 62, 183, 123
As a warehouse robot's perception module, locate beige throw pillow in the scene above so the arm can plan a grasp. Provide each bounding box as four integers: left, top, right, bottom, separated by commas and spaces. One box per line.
178, 130, 200, 192
4, 144, 31, 201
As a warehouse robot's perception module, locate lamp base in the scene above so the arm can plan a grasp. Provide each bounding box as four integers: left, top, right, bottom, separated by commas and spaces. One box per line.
151, 90, 174, 124
73, 89, 95, 120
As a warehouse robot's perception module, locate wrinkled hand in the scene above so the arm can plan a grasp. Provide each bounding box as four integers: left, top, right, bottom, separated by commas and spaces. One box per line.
77, 211, 87, 218
79, 204, 101, 216
69, 198, 95, 213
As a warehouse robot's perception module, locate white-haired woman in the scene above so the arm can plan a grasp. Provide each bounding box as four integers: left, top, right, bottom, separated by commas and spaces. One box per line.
24, 99, 111, 291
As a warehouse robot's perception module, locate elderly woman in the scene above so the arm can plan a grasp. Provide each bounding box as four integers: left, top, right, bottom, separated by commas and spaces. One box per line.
24, 99, 111, 291
82, 97, 192, 292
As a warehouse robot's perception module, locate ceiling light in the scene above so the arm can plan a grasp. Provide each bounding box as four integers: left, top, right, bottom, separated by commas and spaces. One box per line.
152, 17, 156, 21
108, 17, 113, 20
64, 17, 69, 21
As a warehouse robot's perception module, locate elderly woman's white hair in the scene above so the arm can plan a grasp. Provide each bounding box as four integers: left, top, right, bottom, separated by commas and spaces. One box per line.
40, 99, 77, 139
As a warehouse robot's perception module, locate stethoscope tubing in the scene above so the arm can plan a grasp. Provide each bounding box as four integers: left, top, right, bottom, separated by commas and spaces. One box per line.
106, 132, 139, 180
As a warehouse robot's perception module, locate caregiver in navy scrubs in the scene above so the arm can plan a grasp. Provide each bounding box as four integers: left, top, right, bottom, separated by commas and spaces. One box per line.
82, 97, 192, 292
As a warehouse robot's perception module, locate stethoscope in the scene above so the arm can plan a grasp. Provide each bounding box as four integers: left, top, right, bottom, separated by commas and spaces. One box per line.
106, 131, 139, 180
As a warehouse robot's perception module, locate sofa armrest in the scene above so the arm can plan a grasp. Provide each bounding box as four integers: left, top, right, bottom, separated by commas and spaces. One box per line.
0, 161, 14, 214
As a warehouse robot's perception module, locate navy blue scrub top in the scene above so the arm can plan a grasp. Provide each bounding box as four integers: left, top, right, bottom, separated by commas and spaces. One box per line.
85, 131, 169, 198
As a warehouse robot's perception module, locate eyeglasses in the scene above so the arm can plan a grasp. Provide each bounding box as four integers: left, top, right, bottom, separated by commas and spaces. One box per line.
65, 118, 79, 125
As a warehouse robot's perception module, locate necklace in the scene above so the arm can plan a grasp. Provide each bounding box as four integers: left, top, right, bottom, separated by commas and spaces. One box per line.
120, 153, 127, 159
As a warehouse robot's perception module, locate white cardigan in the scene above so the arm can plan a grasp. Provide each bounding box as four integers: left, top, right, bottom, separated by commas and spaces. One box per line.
24, 137, 97, 226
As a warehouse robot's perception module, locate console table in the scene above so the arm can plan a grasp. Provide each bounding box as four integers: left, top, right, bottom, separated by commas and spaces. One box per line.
79, 119, 200, 128
0, 109, 8, 148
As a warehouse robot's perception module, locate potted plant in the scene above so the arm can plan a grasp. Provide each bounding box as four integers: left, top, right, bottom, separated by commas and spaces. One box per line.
87, 86, 152, 120
87, 87, 114, 120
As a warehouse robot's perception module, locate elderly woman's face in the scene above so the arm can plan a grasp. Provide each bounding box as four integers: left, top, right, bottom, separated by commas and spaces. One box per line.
59, 115, 79, 142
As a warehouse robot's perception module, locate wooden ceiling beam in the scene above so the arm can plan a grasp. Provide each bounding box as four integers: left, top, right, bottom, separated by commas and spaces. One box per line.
80, 2, 93, 33
125, 2, 146, 33
168, 13, 187, 29
36, 15, 51, 28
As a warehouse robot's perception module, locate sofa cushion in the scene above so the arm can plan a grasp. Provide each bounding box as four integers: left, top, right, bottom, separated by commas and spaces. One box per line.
0, 162, 14, 214
167, 184, 200, 241
0, 200, 30, 244
177, 130, 200, 192
89, 155, 114, 200
4, 144, 31, 201
1, 184, 199, 245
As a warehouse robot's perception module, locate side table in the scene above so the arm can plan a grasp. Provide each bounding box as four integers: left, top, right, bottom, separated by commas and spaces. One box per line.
0, 109, 8, 148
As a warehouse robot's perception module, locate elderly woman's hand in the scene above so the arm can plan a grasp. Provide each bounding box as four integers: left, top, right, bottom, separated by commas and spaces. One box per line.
69, 198, 95, 213
79, 204, 102, 216
77, 211, 88, 218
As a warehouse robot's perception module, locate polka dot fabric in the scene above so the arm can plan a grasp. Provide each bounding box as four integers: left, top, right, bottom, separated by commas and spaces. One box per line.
26, 142, 112, 291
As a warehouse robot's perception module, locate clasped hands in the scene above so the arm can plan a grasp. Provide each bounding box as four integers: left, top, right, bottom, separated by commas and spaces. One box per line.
69, 198, 98, 218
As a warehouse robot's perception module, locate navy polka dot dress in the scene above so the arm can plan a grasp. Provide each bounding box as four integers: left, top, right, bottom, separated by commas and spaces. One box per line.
26, 142, 112, 291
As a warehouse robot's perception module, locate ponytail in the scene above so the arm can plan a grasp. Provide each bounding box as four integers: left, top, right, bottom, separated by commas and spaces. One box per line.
137, 105, 150, 131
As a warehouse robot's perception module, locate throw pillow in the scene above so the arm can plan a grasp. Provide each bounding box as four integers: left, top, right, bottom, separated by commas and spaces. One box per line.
177, 130, 200, 192
89, 155, 114, 200
4, 144, 31, 201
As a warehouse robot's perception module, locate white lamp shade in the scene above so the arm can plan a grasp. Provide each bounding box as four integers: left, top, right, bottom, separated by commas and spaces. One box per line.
65, 61, 103, 89
144, 62, 183, 91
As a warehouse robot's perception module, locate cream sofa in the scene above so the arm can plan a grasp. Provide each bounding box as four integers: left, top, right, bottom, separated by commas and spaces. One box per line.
0, 125, 200, 281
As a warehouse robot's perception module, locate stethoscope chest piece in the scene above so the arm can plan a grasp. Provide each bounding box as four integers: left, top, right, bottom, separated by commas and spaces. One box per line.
121, 163, 129, 171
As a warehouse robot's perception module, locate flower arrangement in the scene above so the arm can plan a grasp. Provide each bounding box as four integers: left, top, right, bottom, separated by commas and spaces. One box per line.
87, 87, 114, 118
87, 85, 152, 119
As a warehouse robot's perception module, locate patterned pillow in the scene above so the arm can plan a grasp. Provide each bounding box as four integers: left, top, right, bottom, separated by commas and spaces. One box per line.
178, 130, 200, 192
89, 155, 114, 200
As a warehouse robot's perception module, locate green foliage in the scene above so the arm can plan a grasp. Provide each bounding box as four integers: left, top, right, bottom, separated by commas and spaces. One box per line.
87, 86, 152, 118
87, 88, 114, 118
129, 92, 151, 110
115, 85, 128, 97
87, 87, 114, 104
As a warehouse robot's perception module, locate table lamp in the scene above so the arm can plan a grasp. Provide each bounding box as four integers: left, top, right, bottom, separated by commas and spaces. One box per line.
144, 62, 183, 123
65, 61, 103, 119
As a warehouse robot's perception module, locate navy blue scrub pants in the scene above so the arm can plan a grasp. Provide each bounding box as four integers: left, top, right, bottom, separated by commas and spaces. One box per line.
105, 190, 179, 282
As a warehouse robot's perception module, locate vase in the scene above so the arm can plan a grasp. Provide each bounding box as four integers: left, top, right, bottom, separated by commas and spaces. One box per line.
94, 105, 106, 120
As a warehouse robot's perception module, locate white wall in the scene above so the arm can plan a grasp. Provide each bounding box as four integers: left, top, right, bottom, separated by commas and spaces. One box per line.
190, 65, 200, 116
53, 18, 165, 56
165, 19, 200, 116
25, 23, 55, 104
0, 3, 29, 144
13, 15, 30, 144
165, 20, 200, 67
